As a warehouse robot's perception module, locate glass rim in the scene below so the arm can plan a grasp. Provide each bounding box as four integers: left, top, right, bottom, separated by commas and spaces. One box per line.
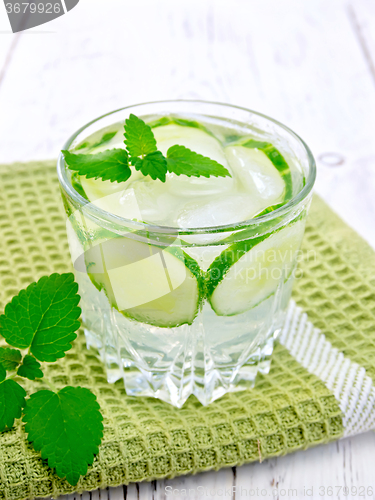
57, 99, 316, 235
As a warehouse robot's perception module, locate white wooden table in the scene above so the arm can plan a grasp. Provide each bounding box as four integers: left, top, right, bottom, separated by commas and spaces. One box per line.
1, 1, 375, 498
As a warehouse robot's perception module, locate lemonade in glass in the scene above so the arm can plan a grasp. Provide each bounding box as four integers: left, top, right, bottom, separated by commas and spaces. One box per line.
57, 101, 316, 407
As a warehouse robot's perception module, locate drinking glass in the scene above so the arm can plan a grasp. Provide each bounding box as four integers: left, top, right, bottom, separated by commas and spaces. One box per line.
57, 100, 316, 407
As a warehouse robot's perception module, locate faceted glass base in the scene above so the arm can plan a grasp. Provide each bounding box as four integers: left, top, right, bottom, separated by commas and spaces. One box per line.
85, 325, 278, 407
78, 269, 289, 408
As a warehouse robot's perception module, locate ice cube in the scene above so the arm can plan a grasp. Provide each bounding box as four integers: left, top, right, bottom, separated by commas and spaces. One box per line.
154, 124, 228, 165
225, 146, 285, 204
154, 124, 234, 196
176, 194, 264, 228
124, 179, 180, 224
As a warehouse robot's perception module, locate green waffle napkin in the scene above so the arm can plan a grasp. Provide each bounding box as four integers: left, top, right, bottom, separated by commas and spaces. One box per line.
0, 160, 375, 500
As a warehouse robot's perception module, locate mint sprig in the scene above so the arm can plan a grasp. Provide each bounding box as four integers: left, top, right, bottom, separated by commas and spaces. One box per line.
62, 113, 231, 184
0, 273, 103, 486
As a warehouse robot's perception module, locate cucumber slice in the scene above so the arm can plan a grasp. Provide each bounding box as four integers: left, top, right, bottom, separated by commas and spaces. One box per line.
206, 220, 305, 316
242, 139, 293, 202
84, 235, 203, 327
81, 175, 182, 226
255, 202, 285, 218
74, 128, 121, 152
80, 177, 123, 201
71, 172, 89, 200
148, 116, 214, 137
80, 169, 144, 201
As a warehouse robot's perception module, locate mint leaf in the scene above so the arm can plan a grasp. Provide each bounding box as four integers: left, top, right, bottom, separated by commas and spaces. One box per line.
0, 378, 26, 431
0, 347, 22, 371
62, 149, 131, 183
166, 145, 231, 178
0, 273, 81, 362
17, 355, 43, 380
23, 387, 103, 485
0, 363, 5, 382
132, 151, 168, 182
124, 114, 157, 157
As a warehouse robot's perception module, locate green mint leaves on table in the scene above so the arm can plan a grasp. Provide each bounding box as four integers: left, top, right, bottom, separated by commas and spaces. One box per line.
62, 113, 231, 183
0, 273, 103, 486
17, 355, 43, 380
24, 387, 102, 486
0, 273, 81, 362
0, 369, 26, 431
0, 346, 22, 370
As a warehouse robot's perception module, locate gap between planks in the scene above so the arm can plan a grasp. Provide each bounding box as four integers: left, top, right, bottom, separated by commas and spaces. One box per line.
347, 3, 375, 86
0, 33, 21, 89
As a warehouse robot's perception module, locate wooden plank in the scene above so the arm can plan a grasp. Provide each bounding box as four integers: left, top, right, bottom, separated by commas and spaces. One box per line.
0, 4, 22, 82
108, 486, 127, 500
235, 432, 375, 500
0, 0, 223, 162
348, 0, 375, 85
0, 34, 20, 87
206, 0, 375, 247
154, 468, 234, 500
0, 5, 21, 87
103, 432, 375, 500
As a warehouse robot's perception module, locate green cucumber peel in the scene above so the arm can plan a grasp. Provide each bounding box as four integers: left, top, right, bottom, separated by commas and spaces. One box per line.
85, 237, 204, 328
206, 232, 274, 297
75, 130, 118, 152
240, 139, 293, 203
206, 211, 305, 297
147, 115, 215, 137
71, 172, 89, 201
255, 202, 286, 218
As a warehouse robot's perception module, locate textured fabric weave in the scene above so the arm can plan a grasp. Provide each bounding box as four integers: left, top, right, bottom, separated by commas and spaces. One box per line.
0, 161, 374, 500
